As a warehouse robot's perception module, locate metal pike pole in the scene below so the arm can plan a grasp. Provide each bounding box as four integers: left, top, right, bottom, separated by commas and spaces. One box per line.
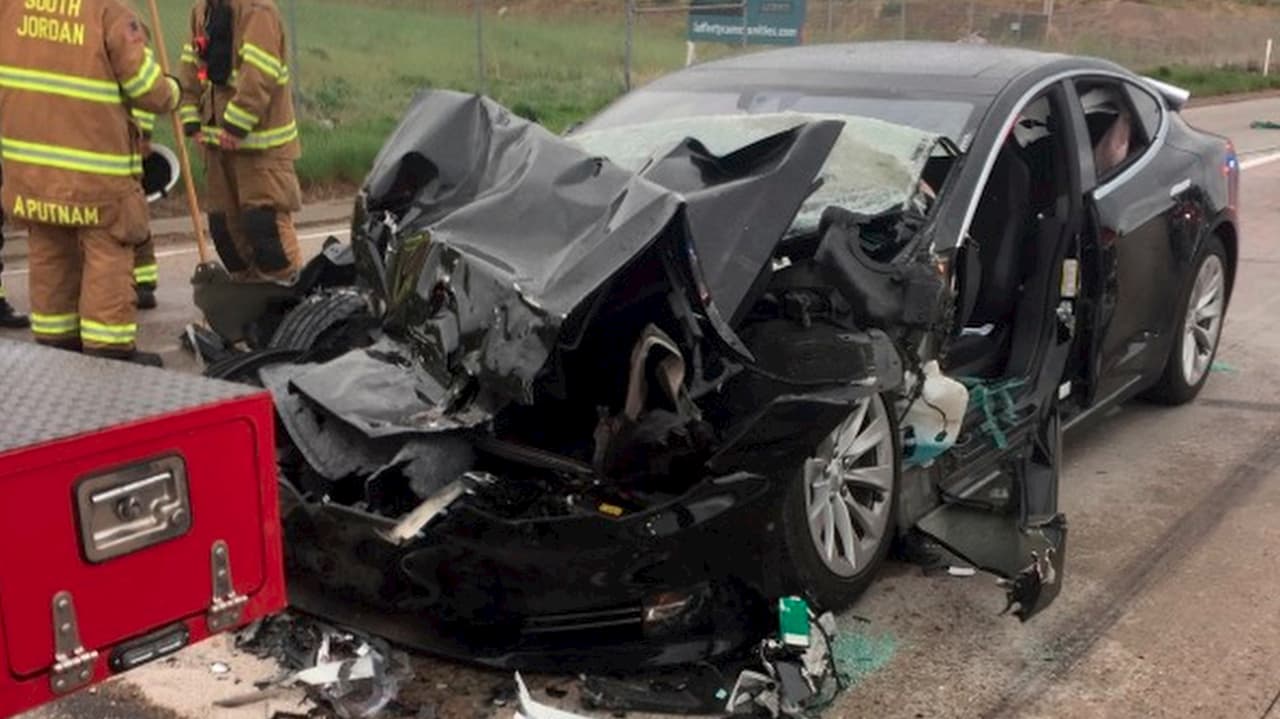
144, 0, 212, 266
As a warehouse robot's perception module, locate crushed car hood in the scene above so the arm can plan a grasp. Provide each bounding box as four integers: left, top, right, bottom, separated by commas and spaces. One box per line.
351, 90, 845, 413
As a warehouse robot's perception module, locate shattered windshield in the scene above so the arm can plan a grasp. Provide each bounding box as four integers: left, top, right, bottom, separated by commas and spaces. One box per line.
568, 113, 942, 236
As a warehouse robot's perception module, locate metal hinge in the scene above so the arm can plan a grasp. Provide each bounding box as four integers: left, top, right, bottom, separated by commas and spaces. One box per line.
206, 540, 248, 632
50, 591, 98, 695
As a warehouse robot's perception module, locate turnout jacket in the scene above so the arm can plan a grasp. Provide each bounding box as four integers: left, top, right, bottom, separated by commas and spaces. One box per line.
0, 0, 178, 227
179, 0, 300, 160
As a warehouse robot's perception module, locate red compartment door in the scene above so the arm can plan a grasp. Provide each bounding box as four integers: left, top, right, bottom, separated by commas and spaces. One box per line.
0, 400, 272, 678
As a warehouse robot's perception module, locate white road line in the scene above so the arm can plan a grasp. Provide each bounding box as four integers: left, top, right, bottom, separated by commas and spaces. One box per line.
1242, 149, 1280, 171
6, 226, 351, 276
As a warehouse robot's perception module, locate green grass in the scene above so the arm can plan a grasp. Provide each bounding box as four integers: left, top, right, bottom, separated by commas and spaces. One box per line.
1145, 64, 1280, 98
145, 0, 692, 189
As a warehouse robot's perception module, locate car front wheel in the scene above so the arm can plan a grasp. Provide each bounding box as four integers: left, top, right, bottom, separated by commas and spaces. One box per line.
782, 392, 900, 610
1146, 235, 1228, 405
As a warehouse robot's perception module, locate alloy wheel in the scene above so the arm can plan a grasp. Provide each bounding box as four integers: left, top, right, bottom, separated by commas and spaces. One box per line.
1181, 254, 1225, 387
803, 394, 896, 578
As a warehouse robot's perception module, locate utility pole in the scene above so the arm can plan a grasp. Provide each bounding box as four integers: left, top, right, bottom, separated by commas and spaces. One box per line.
900, 0, 907, 40
741, 0, 749, 48
475, 0, 487, 94
826, 0, 834, 38
624, 0, 635, 90
288, 0, 300, 101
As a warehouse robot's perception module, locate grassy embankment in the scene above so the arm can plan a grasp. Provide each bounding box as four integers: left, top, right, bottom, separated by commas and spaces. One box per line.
1147, 65, 1280, 98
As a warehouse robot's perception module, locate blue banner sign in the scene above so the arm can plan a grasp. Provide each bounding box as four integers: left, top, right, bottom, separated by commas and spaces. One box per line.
688, 0, 807, 46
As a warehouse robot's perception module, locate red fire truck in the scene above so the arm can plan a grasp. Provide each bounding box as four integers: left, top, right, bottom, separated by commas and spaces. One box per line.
0, 339, 287, 718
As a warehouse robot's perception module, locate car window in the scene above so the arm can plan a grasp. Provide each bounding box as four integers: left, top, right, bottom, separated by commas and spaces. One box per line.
1073, 78, 1153, 182
1125, 81, 1163, 141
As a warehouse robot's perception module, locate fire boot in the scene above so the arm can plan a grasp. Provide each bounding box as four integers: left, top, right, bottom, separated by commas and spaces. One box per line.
38, 337, 81, 353
136, 285, 158, 310
83, 346, 164, 367
0, 298, 29, 328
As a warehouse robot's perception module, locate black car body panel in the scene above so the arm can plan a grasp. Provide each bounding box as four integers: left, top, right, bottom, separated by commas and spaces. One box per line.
222, 43, 1239, 670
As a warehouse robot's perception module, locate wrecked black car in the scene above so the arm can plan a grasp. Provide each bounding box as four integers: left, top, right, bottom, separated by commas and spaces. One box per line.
201, 42, 1238, 671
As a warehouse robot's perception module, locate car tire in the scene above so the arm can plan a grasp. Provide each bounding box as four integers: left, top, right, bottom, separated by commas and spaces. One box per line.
204, 347, 305, 384
268, 288, 375, 361
781, 392, 901, 611
1144, 235, 1229, 406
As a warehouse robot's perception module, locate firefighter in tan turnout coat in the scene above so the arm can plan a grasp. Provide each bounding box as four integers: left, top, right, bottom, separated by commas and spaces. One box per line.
0, 0, 178, 365
179, 0, 302, 281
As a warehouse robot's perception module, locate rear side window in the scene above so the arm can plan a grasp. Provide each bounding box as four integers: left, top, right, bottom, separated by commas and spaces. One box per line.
1073, 78, 1155, 182
1125, 81, 1163, 140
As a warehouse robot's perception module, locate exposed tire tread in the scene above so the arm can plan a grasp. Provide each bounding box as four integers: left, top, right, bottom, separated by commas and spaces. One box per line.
268, 289, 369, 353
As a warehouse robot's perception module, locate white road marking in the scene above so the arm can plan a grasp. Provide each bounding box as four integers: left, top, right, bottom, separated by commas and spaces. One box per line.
5, 226, 351, 276
1242, 149, 1280, 170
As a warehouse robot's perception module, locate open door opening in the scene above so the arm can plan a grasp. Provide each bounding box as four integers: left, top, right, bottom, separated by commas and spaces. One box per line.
920, 84, 1085, 620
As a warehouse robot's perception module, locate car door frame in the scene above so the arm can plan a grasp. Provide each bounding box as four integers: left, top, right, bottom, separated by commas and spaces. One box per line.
1064, 73, 1184, 415
913, 75, 1093, 621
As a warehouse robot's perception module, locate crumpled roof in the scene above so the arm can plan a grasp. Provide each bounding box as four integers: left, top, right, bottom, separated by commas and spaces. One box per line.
357, 90, 844, 407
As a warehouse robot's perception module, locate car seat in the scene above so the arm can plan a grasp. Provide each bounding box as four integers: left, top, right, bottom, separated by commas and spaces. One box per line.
945, 142, 1032, 377
1093, 110, 1132, 176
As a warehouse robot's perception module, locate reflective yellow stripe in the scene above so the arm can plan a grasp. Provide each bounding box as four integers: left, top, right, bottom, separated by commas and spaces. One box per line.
81, 319, 137, 345
180, 44, 197, 64
0, 64, 122, 104
178, 105, 200, 124
239, 42, 287, 84
223, 101, 259, 132
1, 138, 142, 177
31, 313, 79, 336
123, 49, 162, 98
131, 108, 157, 133
200, 121, 298, 150
134, 264, 159, 282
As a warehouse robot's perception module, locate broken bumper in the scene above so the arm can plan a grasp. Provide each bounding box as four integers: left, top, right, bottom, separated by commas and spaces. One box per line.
280, 470, 786, 671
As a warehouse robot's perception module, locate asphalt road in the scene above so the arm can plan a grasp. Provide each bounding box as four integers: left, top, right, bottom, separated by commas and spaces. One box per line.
9, 96, 1280, 719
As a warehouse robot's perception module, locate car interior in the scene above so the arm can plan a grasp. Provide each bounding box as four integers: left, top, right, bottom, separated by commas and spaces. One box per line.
1076, 79, 1152, 181
945, 92, 1070, 380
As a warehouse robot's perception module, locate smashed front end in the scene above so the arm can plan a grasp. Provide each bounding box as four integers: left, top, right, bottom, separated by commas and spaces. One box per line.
262, 91, 964, 669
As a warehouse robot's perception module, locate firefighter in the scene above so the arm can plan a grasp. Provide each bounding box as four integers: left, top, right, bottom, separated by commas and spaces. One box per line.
131, 108, 160, 310
0, 0, 179, 364
0, 163, 32, 329
179, 0, 302, 282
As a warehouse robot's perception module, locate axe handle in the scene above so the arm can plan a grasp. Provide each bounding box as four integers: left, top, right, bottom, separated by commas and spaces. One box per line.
144, 0, 210, 264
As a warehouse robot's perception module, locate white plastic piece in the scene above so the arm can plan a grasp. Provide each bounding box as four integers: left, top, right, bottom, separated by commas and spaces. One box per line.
514, 672, 590, 719
947, 566, 978, 577
293, 654, 375, 686
1061, 259, 1079, 299
1058, 381, 1072, 401
901, 361, 969, 466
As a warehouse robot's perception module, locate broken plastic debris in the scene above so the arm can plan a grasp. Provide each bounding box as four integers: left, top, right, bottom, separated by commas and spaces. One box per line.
513, 672, 590, 719
377, 479, 466, 545
947, 566, 978, 577
1210, 360, 1237, 374
726, 670, 777, 716
294, 654, 377, 686
210, 661, 231, 674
